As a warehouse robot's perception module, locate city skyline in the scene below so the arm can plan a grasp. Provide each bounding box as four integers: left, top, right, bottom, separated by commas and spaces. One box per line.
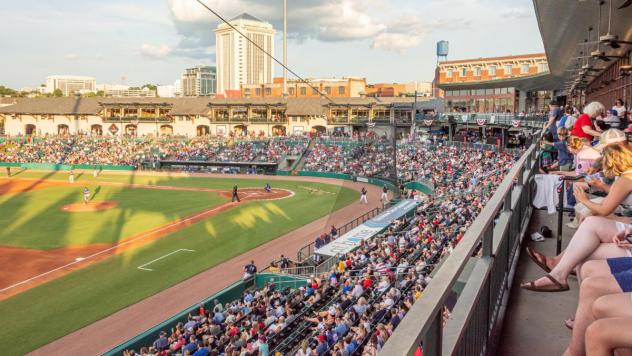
0, 0, 543, 89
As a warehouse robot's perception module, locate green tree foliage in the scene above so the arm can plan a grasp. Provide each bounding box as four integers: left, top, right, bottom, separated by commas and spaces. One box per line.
0, 85, 18, 96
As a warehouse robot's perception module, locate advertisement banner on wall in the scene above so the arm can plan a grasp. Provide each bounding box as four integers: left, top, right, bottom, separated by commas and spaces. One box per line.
315, 199, 419, 257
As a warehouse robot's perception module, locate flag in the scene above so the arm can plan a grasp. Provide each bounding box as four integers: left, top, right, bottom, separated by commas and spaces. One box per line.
476, 119, 486, 126
424, 119, 433, 126
367, 122, 376, 128
512, 119, 521, 128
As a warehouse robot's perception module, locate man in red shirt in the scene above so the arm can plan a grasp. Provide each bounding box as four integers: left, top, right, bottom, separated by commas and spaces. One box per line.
571, 102, 604, 140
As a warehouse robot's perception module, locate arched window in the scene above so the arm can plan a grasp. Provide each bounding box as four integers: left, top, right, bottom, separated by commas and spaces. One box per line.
196, 125, 210, 136
57, 124, 69, 135
91, 124, 103, 136
160, 125, 173, 136
25, 124, 36, 135
125, 124, 137, 136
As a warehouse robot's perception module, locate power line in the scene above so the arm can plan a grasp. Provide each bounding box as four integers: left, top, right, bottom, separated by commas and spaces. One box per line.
195, 0, 335, 104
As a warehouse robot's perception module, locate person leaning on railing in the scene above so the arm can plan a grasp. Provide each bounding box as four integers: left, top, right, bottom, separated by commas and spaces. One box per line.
520, 143, 632, 355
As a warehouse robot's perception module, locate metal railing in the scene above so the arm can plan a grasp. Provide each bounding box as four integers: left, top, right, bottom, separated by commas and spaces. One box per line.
381, 142, 539, 356
436, 112, 547, 129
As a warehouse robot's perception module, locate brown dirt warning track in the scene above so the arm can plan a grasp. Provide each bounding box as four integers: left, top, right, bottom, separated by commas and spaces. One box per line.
0, 180, 291, 300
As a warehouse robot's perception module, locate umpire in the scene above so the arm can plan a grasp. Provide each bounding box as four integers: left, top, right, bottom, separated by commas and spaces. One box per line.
232, 185, 240, 202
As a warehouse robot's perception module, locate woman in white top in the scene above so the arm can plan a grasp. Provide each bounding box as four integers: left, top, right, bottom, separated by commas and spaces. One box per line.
613, 98, 627, 119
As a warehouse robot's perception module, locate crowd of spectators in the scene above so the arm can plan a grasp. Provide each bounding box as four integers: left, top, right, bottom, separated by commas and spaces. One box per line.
0, 136, 73, 164
303, 143, 393, 177
0, 136, 309, 167
520, 99, 632, 354
128, 140, 513, 356
117, 140, 518, 355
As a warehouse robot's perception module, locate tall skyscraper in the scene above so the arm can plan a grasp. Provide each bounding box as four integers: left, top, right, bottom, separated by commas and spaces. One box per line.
181, 65, 216, 96
214, 13, 275, 95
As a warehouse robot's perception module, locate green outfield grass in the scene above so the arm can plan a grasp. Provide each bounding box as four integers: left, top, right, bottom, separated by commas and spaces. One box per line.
0, 185, 225, 249
0, 171, 358, 355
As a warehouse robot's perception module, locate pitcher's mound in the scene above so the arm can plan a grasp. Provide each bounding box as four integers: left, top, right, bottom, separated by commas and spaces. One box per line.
61, 201, 118, 212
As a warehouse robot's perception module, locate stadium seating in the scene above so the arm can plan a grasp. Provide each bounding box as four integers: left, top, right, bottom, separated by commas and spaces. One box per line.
0, 136, 308, 167
118, 144, 517, 355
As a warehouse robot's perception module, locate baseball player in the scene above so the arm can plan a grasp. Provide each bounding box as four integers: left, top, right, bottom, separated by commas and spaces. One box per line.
69, 170, 75, 184
232, 185, 240, 202
360, 186, 368, 204
82, 187, 90, 204
380, 185, 388, 202
264, 183, 272, 193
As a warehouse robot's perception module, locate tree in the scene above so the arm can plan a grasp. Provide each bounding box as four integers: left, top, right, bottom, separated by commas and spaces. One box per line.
142, 83, 157, 91
83, 90, 105, 98
53, 89, 63, 97
0, 85, 18, 96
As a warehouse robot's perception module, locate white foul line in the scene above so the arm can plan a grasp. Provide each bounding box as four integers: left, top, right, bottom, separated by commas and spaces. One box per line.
137, 249, 195, 271
0, 189, 295, 293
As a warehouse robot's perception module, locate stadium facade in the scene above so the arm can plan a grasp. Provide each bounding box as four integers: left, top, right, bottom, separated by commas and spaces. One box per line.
0, 97, 442, 137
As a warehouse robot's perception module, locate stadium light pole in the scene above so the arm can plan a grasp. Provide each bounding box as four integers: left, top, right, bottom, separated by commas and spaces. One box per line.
282, 0, 288, 98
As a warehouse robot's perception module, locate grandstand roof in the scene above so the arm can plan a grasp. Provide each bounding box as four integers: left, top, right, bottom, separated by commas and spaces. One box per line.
0, 97, 441, 116
0, 97, 101, 115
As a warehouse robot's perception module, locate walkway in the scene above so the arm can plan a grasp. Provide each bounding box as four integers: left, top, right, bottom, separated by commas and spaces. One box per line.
498, 209, 578, 355
29, 176, 385, 355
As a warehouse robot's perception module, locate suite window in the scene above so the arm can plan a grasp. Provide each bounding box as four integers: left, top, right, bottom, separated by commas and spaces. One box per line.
474, 67, 481, 76
446, 69, 453, 78
300, 87, 306, 96
255, 88, 261, 96
338, 86, 345, 95
324, 86, 331, 95
289, 88, 295, 95
521, 64, 529, 74
488, 65, 496, 76
504, 64, 513, 74
460, 67, 467, 77
265, 88, 271, 96
538, 63, 548, 73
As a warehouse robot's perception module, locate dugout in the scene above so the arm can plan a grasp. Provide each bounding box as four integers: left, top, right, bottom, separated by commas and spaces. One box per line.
148, 160, 279, 175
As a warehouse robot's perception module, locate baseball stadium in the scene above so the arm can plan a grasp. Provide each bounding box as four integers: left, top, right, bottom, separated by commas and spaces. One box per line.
0, 99, 543, 356
2, 0, 632, 355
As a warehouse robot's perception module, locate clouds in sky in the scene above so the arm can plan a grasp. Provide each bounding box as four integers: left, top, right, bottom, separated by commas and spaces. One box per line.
166, 0, 434, 56
0, 0, 543, 88
140, 44, 174, 59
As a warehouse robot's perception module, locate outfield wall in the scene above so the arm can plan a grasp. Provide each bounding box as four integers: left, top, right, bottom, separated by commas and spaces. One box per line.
283, 170, 426, 196
0, 162, 135, 171
104, 273, 307, 356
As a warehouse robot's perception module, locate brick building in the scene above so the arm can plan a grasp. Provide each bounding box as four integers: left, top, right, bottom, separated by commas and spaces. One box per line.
436, 53, 555, 113
240, 77, 366, 98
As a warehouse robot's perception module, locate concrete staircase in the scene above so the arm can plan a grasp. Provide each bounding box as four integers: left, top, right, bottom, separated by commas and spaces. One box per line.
290, 138, 316, 175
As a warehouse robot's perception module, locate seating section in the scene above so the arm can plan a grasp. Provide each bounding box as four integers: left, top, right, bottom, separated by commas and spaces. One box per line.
0, 136, 309, 167
303, 142, 394, 177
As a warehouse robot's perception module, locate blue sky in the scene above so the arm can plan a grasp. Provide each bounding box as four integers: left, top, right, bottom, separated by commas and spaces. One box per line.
0, 0, 544, 89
